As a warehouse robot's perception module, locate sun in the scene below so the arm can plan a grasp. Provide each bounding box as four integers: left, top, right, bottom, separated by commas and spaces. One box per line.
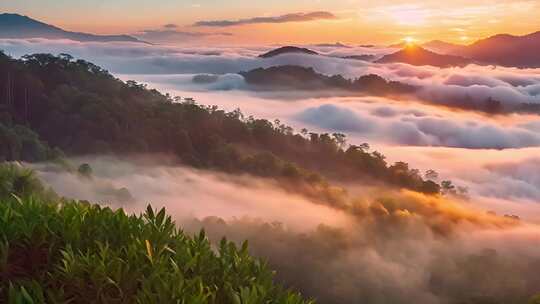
403, 36, 418, 45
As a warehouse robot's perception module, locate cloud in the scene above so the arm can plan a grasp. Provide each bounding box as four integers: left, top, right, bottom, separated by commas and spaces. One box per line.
130, 73, 247, 91
371, 106, 427, 118
367, 63, 540, 109
4, 39, 540, 150
295, 103, 540, 149
163, 23, 178, 29
134, 30, 232, 43
380, 146, 540, 222
194, 215, 540, 304
193, 11, 337, 27
484, 158, 540, 200
26, 157, 540, 304
30, 156, 350, 231
297, 104, 375, 133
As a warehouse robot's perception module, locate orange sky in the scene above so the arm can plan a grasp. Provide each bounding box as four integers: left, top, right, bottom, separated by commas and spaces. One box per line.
3, 0, 540, 44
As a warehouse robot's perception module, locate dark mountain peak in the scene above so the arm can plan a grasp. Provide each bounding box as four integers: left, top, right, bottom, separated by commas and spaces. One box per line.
524, 30, 540, 39
487, 33, 515, 39
259, 46, 319, 58
0, 13, 32, 20
0, 13, 61, 29
0, 13, 144, 43
1, 13, 30, 20
376, 45, 471, 68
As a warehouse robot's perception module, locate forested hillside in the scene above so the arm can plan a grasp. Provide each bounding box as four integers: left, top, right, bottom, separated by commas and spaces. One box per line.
0, 52, 441, 195
240, 65, 416, 94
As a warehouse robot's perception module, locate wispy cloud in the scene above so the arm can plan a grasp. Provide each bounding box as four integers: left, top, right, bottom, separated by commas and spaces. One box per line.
193, 11, 337, 27
134, 29, 232, 43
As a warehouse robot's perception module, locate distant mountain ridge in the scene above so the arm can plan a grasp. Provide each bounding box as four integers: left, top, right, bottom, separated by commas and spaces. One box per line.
376, 45, 472, 68
259, 46, 319, 58
456, 31, 540, 68
0, 13, 145, 43
385, 30, 540, 68
259, 46, 377, 62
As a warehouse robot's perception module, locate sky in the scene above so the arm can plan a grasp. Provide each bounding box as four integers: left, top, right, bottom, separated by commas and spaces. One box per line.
3, 0, 540, 44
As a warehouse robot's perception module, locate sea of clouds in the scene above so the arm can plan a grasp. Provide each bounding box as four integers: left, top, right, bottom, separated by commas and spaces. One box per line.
4, 38, 540, 210
2, 44, 539, 166
4, 38, 540, 302
2, 38, 540, 109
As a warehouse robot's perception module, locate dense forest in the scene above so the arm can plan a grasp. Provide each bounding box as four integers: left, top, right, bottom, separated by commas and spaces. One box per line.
0, 51, 442, 197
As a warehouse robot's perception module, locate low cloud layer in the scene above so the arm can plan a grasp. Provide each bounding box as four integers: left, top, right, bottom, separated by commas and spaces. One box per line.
381, 146, 540, 222
194, 217, 540, 304
193, 11, 337, 27
2, 38, 540, 112
30, 156, 350, 231
134, 29, 232, 43
296, 103, 540, 149
26, 157, 540, 304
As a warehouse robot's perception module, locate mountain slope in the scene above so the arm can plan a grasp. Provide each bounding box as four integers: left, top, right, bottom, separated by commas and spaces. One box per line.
420, 31, 540, 68
0, 13, 144, 43
376, 45, 472, 67
457, 31, 540, 68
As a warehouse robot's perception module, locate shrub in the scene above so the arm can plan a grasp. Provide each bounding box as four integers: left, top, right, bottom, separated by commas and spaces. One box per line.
529, 294, 540, 304
77, 163, 93, 178
0, 164, 312, 303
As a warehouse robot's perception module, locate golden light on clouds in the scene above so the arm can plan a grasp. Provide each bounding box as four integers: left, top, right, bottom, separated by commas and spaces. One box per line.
378, 4, 430, 26
12, 0, 540, 45
354, 0, 540, 43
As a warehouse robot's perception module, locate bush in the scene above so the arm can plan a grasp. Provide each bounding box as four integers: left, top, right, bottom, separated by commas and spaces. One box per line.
0, 163, 55, 200
530, 294, 540, 304
0, 164, 312, 303
77, 163, 93, 178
